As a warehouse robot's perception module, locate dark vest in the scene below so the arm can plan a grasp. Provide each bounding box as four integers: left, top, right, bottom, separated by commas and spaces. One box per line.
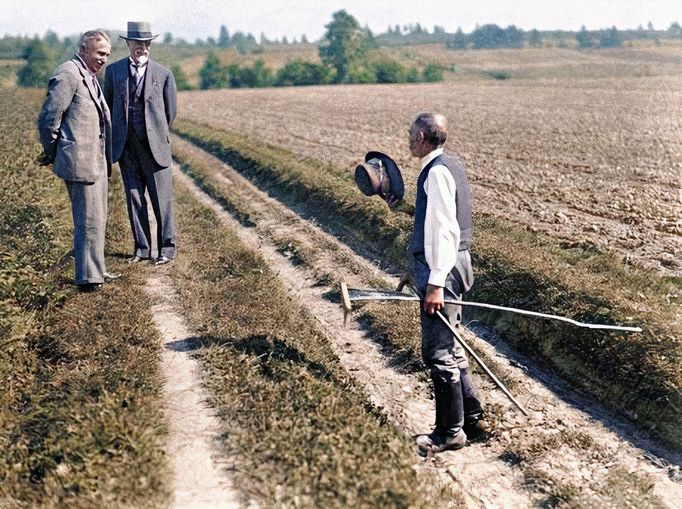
127, 67, 147, 140
409, 152, 473, 257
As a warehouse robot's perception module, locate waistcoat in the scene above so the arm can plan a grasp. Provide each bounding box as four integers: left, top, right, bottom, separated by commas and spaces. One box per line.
127, 67, 146, 140
409, 153, 473, 257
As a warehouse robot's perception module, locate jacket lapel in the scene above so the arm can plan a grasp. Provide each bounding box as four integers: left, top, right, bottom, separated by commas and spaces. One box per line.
72, 55, 104, 116
144, 60, 157, 102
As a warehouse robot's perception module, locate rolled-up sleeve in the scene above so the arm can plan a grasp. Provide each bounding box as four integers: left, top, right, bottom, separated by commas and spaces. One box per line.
423, 165, 460, 287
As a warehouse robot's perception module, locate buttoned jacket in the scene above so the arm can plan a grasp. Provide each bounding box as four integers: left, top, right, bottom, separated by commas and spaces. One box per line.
103, 58, 177, 167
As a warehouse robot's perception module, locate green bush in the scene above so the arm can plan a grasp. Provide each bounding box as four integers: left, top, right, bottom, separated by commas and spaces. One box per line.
371, 58, 406, 83
275, 59, 331, 86
422, 63, 445, 82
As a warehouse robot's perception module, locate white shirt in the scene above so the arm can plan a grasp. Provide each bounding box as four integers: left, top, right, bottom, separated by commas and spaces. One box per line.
129, 57, 148, 80
421, 147, 460, 288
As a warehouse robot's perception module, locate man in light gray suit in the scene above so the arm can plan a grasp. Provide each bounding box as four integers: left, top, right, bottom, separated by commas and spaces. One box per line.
37, 29, 118, 292
104, 21, 177, 266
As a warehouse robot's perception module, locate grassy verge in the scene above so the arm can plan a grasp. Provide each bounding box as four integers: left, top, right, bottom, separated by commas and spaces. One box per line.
173, 119, 681, 449
0, 88, 169, 505
169, 179, 461, 507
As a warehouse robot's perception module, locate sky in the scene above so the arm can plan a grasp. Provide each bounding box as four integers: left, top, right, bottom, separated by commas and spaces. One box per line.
1, 0, 680, 42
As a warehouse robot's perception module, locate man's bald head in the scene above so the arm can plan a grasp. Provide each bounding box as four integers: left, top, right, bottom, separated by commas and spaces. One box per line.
411, 113, 448, 147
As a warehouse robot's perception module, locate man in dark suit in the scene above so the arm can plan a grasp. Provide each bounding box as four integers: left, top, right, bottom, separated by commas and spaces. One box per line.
37, 29, 118, 291
103, 21, 177, 265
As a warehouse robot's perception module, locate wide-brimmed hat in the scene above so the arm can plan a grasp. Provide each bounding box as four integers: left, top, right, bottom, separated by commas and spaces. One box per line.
354, 151, 404, 201
119, 21, 159, 41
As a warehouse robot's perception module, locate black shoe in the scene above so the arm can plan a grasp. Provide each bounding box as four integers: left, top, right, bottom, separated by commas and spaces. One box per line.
154, 255, 172, 266
463, 418, 490, 442
103, 271, 121, 281
416, 428, 467, 454
77, 282, 102, 292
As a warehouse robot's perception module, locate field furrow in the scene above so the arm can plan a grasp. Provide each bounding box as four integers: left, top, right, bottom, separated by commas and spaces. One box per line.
170, 134, 681, 508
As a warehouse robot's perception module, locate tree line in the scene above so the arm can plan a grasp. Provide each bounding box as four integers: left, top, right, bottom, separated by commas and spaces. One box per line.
8, 12, 682, 88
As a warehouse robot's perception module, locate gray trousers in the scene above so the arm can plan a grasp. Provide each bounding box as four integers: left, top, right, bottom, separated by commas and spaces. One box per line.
65, 175, 108, 284
410, 255, 469, 382
119, 134, 176, 259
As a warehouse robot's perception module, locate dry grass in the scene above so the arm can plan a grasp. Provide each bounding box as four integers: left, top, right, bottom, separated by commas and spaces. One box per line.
168, 181, 461, 507
0, 88, 170, 506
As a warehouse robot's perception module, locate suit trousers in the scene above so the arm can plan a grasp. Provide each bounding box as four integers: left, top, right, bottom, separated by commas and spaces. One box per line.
65, 172, 108, 284
410, 254, 469, 382
119, 134, 176, 259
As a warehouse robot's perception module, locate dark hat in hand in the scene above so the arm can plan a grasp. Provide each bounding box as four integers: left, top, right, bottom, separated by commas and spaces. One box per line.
120, 21, 159, 41
354, 151, 404, 201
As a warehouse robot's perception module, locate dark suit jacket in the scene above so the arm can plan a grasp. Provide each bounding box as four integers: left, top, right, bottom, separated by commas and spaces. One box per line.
37, 55, 112, 182
103, 58, 177, 167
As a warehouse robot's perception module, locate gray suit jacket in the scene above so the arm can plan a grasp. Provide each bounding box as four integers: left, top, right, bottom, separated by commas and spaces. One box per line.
37, 55, 112, 182
103, 58, 177, 167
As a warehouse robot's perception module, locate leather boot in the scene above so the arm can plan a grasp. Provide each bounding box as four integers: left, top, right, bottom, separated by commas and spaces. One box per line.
417, 376, 467, 453
460, 367, 484, 426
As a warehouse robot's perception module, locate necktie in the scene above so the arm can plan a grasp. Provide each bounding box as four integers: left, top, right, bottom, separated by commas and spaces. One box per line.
131, 63, 146, 87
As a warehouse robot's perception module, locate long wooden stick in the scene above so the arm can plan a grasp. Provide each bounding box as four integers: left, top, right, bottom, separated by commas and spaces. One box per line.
340, 282, 529, 416
435, 310, 529, 416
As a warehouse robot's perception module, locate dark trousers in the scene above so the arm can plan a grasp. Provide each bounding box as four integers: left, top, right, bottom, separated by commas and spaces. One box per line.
119, 134, 175, 259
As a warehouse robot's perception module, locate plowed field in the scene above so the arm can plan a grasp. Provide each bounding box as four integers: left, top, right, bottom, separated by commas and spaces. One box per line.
178, 74, 681, 277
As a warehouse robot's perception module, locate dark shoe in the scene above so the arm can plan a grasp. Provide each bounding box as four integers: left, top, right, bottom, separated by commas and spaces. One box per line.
154, 255, 172, 266
417, 428, 467, 453
463, 418, 490, 442
103, 271, 121, 281
77, 282, 102, 292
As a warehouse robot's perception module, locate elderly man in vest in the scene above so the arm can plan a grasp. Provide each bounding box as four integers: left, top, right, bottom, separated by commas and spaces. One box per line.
37, 30, 118, 292
407, 112, 484, 454
103, 21, 177, 265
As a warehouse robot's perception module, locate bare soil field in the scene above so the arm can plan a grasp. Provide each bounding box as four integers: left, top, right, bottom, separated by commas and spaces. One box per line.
178, 73, 682, 277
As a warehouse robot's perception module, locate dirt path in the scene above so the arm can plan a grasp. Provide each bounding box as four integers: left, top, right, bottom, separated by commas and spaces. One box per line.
144, 215, 240, 508
171, 136, 682, 508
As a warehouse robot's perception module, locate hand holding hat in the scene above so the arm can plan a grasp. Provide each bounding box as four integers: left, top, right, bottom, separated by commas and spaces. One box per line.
354, 151, 414, 215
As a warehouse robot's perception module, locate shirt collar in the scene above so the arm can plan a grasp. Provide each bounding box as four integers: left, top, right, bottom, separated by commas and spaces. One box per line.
420, 147, 444, 170
129, 57, 148, 69
75, 53, 96, 76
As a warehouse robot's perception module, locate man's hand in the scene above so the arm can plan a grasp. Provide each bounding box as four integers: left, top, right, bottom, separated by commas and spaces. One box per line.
424, 284, 444, 315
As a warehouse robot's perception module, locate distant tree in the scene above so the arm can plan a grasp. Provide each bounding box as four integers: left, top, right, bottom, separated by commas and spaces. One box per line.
281, 36, 289, 45
668, 22, 682, 38
199, 51, 227, 89
218, 25, 230, 48
195, 38, 207, 47
446, 27, 468, 49
170, 64, 192, 90
163, 32, 173, 44
394, 24, 401, 35
647, 21, 655, 31
372, 58, 406, 83
207, 37, 216, 47
227, 59, 273, 88
528, 29, 542, 47
231, 31, 258, 54
43, 29, 59, 47
275, 59, 331, 86
406, 67, 420, 82
17, 38, 53, 87
504, 25, 524, 48
433, 25, 445, 34
319, 10, 366, 83
363, 25, 377, 49
301, 34, 309, 44
471, 24, 506, 48
422, 63, 445, 82
576, 25, 594, 49
598, 26, 621, 48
